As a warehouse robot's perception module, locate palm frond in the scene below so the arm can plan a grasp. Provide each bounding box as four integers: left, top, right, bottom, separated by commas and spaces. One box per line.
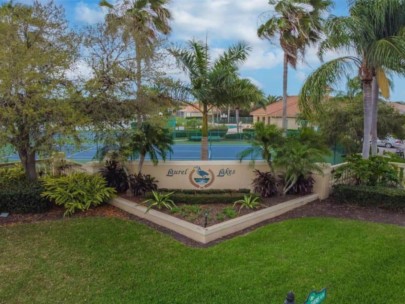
299, 56, 359, 118
376, 68, 390, 99
214, 41, 250, 71
367, 37, 405, 74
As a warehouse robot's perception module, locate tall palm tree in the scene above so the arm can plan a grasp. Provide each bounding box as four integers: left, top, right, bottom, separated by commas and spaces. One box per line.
258, 0, 332, 134
169, 40, 263, 160
299, 0, 405, 159
100, 0, 172, 123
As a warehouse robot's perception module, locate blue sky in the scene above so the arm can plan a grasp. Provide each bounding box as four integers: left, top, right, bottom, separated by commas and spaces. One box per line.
4, 0, 405, 101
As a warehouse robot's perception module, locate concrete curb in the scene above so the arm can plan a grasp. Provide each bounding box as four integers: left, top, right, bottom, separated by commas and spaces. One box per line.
111, 194, 319, 244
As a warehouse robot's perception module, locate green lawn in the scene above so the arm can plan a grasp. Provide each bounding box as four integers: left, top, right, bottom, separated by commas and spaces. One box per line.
1, 217, 404, 303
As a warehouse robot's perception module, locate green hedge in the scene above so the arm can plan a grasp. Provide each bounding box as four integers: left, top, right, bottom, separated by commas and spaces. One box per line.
158, 188, 250, 194
172, 130, 188, 138
332, 184, 405, 210
145, 191, 253, 204
0, 181, 52, 213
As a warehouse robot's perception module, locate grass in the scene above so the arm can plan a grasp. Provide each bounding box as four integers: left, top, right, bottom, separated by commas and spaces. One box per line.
0, 217, 404, 303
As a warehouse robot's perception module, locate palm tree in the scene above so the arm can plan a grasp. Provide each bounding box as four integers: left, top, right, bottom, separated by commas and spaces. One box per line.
274, 141, 324, 195
169, 40, 263, 160
258, 0, 332, 134
100, 0, 172, 123
227, 78, 265, 133
238, 122, 284, 172
130, 122, 173, 174
300, 0, 405, 159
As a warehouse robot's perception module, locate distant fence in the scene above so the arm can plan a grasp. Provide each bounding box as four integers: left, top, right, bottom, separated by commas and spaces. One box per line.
171, 128, 255, 141
213, 117, 253, 124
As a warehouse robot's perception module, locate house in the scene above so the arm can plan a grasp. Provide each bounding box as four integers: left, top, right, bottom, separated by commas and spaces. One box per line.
390, 102, 405, 115
176, 104, 220, 119
176, 105, 203, 118
250, 96, 300, 130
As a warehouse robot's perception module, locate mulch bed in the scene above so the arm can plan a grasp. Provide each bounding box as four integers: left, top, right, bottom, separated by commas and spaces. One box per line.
121, 193, 300, 227
1, 198, 404, 247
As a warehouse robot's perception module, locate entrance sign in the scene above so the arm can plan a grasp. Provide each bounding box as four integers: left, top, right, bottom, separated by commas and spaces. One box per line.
305, 289, 327, 304
134, 160, 270, 191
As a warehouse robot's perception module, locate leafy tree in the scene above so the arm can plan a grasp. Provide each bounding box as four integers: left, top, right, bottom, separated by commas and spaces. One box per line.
238, 122, 284, 171
81, 23, 138, 129
100, 0, 172, 124
258, 0, 332, 133
315, 97, 405, 154
300, 0, 405, 158
0, 1, 82, 180
169, 40, 263, 160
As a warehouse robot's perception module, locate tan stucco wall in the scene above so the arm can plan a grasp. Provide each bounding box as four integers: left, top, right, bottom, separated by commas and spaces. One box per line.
82, 160, 333, 199
129, 160, 269, 191
251, 115, 299, 130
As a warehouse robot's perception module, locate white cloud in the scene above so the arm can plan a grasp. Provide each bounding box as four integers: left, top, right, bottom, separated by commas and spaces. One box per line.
66, 60, 93, 81
74, 2, 107, 25
169, 0, 269, 46
243, 48, 284, 70
295, 70, 307, 82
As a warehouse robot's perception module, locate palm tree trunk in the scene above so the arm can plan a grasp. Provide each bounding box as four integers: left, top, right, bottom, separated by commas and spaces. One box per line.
371, 77, 379, 156
135, 45, 143, 128
282, 53, 288, 134
236, 107, 240, 133
138, 153, 145, 174
201, 104, 209, 160
362, 79, 373, 159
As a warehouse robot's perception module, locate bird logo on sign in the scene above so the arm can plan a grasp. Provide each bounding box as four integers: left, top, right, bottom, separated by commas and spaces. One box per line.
189, 166, 215, 188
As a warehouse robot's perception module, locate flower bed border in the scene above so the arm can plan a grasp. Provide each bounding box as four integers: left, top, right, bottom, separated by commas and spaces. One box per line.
111, 194, 319, 244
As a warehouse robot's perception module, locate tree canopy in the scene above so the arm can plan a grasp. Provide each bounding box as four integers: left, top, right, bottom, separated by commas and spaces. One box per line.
0, 1, 82, 179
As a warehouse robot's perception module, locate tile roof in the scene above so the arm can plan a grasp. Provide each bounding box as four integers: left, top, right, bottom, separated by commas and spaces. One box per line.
250, 96, 300, 117
390, 102, 405, 114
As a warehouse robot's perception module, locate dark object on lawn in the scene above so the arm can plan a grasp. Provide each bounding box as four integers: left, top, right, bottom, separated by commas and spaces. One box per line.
129, 173, 158, 196
284, 291, 295, 304
99, 160, 129, 194
252, 170, 278, 198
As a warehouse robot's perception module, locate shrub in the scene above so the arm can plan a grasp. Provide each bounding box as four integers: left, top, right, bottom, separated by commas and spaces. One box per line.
252, 170, 278, 197
233, 195, 260, 213
129, 173, 158, 196
158, 189, 251, 194
222, 206, 237, 219
143, 191, 176, 212
99, 160, 129, 193
0, 164, 26, 185
0, 180, 52, 213
285, 175, 315, 195
333, 184, 405, 210
274, 141, 325, 195
42, 173, 116, 216
333, 154, 401, 187
145, 192, 248, 204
